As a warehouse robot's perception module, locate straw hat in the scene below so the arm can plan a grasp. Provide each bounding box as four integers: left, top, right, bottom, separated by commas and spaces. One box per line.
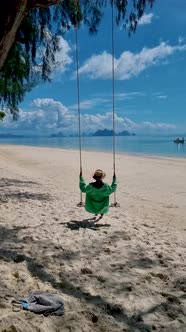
93, 169, 106, 180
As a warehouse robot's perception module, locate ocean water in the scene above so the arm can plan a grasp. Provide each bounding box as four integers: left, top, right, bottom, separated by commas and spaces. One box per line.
0, 135, 185, 158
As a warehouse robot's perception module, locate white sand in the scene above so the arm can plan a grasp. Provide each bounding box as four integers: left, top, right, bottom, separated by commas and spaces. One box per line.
0, 144, 185, 332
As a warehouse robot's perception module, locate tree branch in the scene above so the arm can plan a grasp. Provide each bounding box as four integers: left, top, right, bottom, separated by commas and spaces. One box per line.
28, 0, 63, 8
0, 0, 63, 72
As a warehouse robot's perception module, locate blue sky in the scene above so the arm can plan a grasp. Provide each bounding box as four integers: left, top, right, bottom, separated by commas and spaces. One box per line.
1, 0, 186, 135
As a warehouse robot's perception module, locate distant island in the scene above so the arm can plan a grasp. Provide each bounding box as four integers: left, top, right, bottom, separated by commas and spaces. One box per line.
0, 133, 25, 138
92, 129, 136, 137
50, 132, 64, 137
50, 129, 136, 138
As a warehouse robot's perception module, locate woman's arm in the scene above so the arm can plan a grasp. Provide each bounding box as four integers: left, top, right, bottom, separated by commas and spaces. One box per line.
79, 175, 88, 193
106, 176, 117, 195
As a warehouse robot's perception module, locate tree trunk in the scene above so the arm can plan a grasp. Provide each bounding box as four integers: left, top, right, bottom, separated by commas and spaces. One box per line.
0, 0, 62, 73
0, 0, 28, 72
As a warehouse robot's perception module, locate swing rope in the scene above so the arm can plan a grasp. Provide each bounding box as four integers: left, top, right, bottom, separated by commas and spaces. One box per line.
111, 0, 116, 174
75, 0, 119, 207
111, 0, 119, 207
74, 0, 83, 206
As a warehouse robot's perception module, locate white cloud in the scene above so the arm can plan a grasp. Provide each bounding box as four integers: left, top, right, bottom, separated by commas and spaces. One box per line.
32, 98, 67, 115
78, 42, 186, 80
152, 92, 168, 100
142, 121, 175, 130
178, 36, 184, 44
34, 35, 72, 76
1, 98, 176, 135
115, 92, 146, 100
120, 13, 155, 30
53, 36, 73, 74
79, 52, 112, 79
156, 95, 167, 99
138, 13, 154, 25
69, 97, 109, 111
68, 93, 146, 112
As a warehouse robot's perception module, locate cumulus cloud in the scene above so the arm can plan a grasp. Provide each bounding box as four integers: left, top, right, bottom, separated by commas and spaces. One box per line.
53, 36, 73, 74
1, 98, 176, 135
35, 35, 72, 76
138, 13, 154, 25
78, 42, 186, 80
142, 121, 175, 130
2, 98, 72, 133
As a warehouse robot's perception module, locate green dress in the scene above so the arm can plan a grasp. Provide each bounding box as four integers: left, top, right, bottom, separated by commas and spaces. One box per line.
79, 176, 117, 214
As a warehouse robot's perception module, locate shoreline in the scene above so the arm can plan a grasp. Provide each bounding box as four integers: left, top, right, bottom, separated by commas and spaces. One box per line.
0, 142, 186, 161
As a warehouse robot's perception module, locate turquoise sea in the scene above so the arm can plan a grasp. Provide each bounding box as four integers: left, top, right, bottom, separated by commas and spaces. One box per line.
0, 135, 185, 158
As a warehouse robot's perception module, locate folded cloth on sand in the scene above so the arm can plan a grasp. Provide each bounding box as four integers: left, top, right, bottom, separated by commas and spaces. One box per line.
13, 291, 64, 316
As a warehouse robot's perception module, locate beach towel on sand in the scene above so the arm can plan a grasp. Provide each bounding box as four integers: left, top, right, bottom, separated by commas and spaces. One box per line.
13, 291, 64, 316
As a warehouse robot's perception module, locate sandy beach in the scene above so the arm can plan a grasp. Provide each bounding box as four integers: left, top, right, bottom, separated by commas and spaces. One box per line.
0, 144, 185, 332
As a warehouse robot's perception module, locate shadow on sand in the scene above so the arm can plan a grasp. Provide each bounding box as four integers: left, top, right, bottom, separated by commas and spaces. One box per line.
0, 220, 185, 331
0, 177, 51, 203
65, 217, 111, 231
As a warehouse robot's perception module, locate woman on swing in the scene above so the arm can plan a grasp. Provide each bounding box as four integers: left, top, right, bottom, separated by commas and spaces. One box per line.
79, 169, 117, 218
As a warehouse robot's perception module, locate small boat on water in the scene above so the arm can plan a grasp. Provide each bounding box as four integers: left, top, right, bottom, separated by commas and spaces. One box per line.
174, 138, 184, 144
